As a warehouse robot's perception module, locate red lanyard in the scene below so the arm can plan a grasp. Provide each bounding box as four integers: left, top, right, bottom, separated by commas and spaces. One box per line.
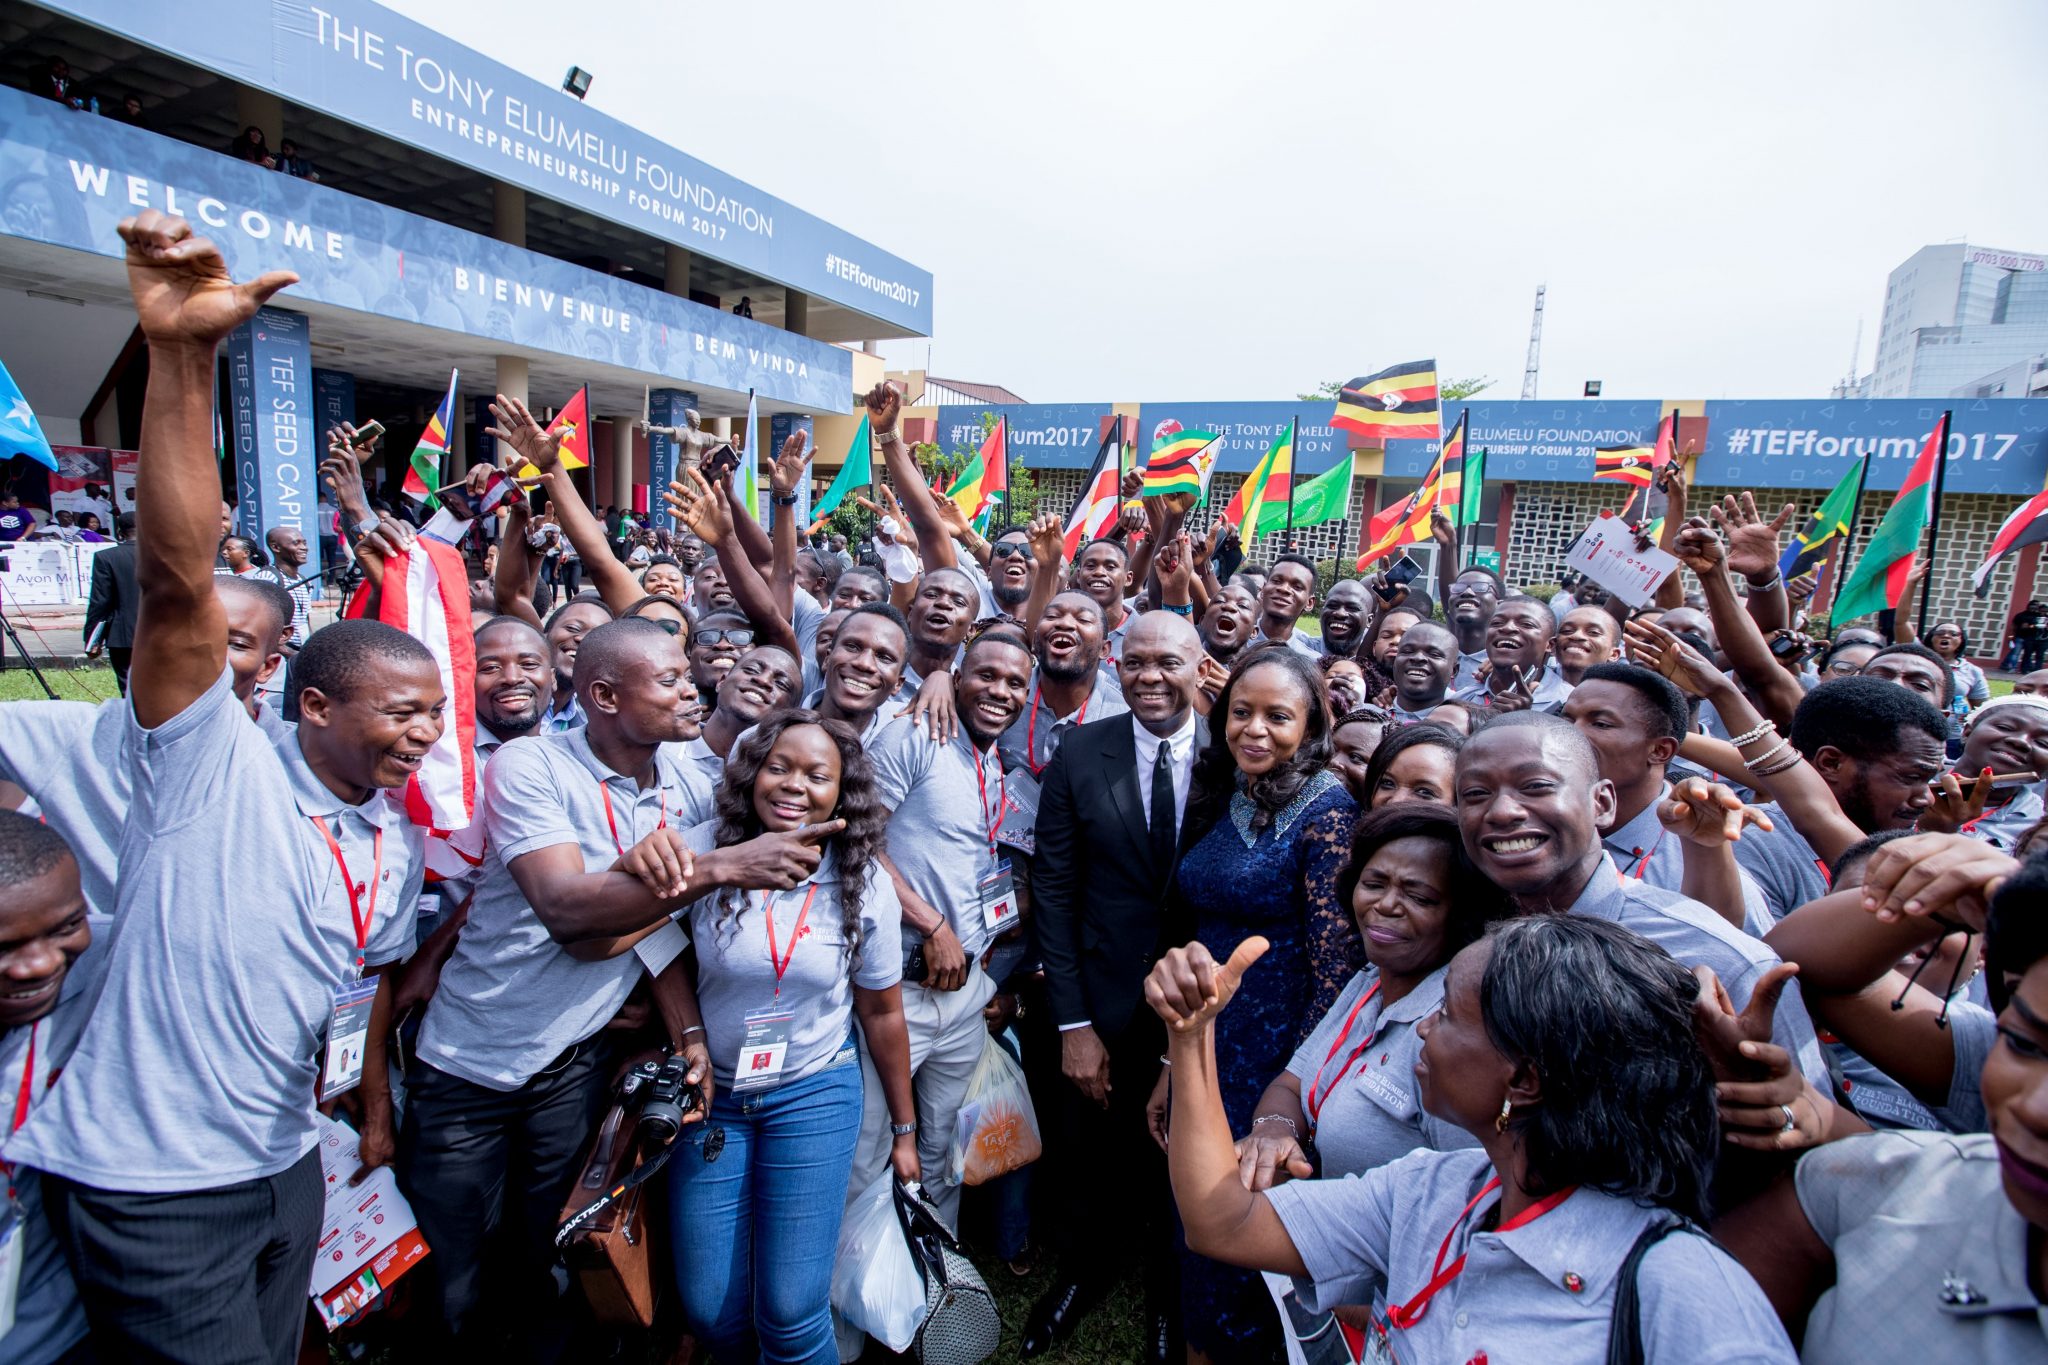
1305, 980, 1382, 1123
312, 816, 383, 972
600, 782, 668, 856
973, 746, 1007, 861
4, 1023, 36, 1199
1024, 683, 1090, 776
1627, 830, 1663, 880
1385, 1177, 1576, 1330
764, 883, 820, 1000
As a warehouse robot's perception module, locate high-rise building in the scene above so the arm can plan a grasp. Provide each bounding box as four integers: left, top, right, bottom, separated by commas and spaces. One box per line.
1865, 243, 2048, 397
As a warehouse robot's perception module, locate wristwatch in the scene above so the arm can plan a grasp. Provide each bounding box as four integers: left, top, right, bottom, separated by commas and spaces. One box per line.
890, 1121, 917, 1137
773, 492, 800, 507
348, 513, 382, 542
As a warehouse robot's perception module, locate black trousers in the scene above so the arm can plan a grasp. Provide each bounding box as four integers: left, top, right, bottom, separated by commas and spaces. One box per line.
1050, 1010, 1177, 1303
43, 1147, 324, 1365
395, 1041, 614, 1346
108, 646, 132, 696
2024, 639, 2048, 672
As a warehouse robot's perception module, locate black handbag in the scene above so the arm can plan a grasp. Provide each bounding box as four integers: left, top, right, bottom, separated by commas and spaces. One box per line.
892, 1179, 1001, 1365
1606, 1217, 1709, 1365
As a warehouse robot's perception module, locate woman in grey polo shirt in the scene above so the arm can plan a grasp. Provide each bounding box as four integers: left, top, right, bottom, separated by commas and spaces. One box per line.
662, 711, 919, 1365
1148, 914, 1795, 1363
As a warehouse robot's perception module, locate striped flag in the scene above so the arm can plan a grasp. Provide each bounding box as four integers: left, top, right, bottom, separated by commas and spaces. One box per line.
1064, 425, 1123, 558
1593, 444, 1655, 487
1226, 420, 1295, 537
1331, 360, 1440, 441
1357, 437, 1456, 568
1436, 411, 1469, 526
402, 368, 459, 509
1139, 430, 1222, 499
1778, 457, 1868, 581
1974, 488, 2048, 597
946, 417, 1009, 522
547, 385, 590, 470
1833, 413, 1947, 622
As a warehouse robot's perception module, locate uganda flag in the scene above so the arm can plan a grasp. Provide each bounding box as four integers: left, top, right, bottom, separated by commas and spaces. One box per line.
1139, 430, 1222, 499
1356, 437, 1455, 568
1593, 444, 1655, 487
1436, 411, 1469, 526
1331, 360, 1440, 441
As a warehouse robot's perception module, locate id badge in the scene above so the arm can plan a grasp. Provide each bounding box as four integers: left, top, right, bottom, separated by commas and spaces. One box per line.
978, 859, 1018, 934
0, 1203, 22, 1341
732, 1008, 795, 1093
320, 977, 379, 1100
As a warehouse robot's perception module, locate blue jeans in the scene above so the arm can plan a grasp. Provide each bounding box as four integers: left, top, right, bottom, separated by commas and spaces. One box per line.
668, 1051, 862, 1365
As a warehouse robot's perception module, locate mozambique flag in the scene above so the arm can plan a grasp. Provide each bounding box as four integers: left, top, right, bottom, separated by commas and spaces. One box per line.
1139, 430, 1222, 499
403, 368, 459, 509
547, 385, 591, 470
1833, 413, 1947, 622
1593, 444, 1655, 487
1331, 359, 1440, 440
1255, 456, 1352, 536
946, 417, 1009, 522
1356, 438, 1455, 568
1436, 411, 1469, 525
1973, 487, 2048, 597
1778, 457, 1868, 581
1226, 420, 1295, 535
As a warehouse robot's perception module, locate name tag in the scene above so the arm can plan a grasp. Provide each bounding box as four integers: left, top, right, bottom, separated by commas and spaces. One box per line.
733, 1008, 795, 1093
0, 1204, 20, 1341
979, 859, 1019, 933
319, 977, 379, 1100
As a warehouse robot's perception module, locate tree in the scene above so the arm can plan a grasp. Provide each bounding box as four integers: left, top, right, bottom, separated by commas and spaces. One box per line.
908, 411, 1046, 529
1296, 375, 1495, 402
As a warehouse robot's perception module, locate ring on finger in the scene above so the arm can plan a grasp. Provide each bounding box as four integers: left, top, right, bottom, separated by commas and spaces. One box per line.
1779, 1103, 1797, 1133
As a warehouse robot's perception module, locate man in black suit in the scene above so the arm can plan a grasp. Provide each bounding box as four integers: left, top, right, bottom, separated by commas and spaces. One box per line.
1023, 610, 1207, 1363
83, 511, 140, 694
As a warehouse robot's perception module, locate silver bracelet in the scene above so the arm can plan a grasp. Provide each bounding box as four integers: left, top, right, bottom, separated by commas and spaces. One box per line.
678, 1025, 705, 1040
1251, 1114, 1299, 1140
1747, 737, 1795, 771
1728, 720, 1776, 747
1746, 571, 1782, 591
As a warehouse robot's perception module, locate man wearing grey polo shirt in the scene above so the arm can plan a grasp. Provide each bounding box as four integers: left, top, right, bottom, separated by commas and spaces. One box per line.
1000, 590, 1127, 778
682, 643, 801, 776
852, 630, 1033, 1231
1245, 554, 1323, 659
5, 213, 443, 1365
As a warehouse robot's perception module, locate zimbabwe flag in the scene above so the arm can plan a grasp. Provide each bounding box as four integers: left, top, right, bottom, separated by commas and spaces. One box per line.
1140, 430, 1221, 499
1332, 360, 1439, 441
1593, 444, 1654, 487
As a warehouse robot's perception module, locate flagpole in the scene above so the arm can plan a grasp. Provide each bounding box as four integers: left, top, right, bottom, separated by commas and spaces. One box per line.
1826, 450, 1875, 619
1286, 414, 1299, 550
1917, 409, 1953, 628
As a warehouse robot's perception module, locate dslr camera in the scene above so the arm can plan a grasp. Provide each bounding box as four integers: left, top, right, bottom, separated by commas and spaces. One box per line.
619, 1052, 700, 1151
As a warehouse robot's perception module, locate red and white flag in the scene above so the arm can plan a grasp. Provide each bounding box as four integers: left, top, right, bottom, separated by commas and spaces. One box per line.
345, 535, 478, 839
1974, 488, 2048, 598
1063, 426, 1123, 559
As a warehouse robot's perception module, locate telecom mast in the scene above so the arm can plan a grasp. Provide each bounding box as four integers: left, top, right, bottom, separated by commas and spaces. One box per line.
1521, 285, 1546, 400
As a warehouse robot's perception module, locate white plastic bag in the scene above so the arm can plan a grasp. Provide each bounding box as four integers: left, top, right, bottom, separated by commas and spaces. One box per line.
829, 1171, 925, 1353
948, 1035, 1043, 1186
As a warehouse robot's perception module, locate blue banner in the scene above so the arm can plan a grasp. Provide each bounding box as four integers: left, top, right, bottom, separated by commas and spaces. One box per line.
934, 404, 1119, 470
223, 307, 320, 580
312, 369, 354, 449
1697, 399, 2048, 495
1381, 400, 1665, 481
32, 0, 932, 334
1130, 403, 1346, 475
646, 389, 696, 533
0, 87, 851, 411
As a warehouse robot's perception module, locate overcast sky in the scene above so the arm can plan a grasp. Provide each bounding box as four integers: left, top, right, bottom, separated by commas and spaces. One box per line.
404, 0, 2048, 404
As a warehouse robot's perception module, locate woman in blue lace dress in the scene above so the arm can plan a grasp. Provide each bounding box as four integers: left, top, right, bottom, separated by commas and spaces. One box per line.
1158, 644, 1363, 1364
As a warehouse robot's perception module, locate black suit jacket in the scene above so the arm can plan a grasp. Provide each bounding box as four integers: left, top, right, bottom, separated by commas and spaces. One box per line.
1032, 711, 1212, 1039
83, 541, 140, 649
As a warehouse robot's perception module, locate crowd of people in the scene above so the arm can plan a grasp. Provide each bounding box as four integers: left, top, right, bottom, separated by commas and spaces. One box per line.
3, 209, 2048, 1365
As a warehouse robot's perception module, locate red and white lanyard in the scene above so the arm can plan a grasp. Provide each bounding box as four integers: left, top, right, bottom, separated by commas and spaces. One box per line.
1625, 830, 1663, 881
4, 1023, 36, 1201
1304, 979, 1382, 1123
973, 746, 1008, 862
764, 884, 820, 1001
313, 816, 383, 975
600, 782, 668, 856
1385, 1177, 1576, 1330
1024, 683, 1090, 776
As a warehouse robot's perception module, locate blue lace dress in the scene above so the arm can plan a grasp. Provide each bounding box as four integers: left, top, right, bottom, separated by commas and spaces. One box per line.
1171, 770, 1362, 1361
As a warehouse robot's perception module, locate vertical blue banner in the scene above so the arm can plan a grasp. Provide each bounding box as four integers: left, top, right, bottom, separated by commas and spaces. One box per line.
312, 369, 355, 449
647, 389, 698, 532
768, 413, 815, 531
224, 307, 320, 579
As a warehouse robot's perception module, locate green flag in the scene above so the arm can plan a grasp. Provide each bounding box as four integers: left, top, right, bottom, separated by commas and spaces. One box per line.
1254, 458, 1352, 535
1832, 417, 1943, 622
1459, 446, 1486, 526
812, 415, 871, 519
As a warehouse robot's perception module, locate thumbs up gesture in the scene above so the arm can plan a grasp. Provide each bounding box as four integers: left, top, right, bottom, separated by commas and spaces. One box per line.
1145, 937, 1270, 1033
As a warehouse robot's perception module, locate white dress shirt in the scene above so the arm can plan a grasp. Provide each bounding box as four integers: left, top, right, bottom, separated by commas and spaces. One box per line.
1133, 709, 1199, 829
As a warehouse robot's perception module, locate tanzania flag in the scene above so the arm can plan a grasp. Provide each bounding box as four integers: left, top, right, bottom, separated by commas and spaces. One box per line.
1331, 360, 1439, 441
946, 417, 1009, 522
1459, 445, 1487, 527
1064, 426, 1123, 558
1833, 413, 1948, 622
1436, 411, 1469, 526
1255, 456, 1352, 536
1226, 420, 1295, 536
812, 415, 870, 519
1973, 487, 2048, 597
1593, 444, 1654, 487
1778, 458, 1868, 581
1139, 430, 1222, 499
403, 368, 459, 509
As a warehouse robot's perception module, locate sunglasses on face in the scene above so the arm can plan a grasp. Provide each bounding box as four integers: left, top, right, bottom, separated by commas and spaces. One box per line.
990, 541, 1030, 559
645, 619, 682, 637
695, 628, 755, 648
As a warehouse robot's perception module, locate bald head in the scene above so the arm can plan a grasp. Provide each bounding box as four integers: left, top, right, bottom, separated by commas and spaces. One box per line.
1120, 609, 1204, 732
1128, 608, 1200, 656
575, 617, 682, 693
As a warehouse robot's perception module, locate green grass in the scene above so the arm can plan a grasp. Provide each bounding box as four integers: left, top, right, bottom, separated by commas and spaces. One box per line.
0, 666, 119, 702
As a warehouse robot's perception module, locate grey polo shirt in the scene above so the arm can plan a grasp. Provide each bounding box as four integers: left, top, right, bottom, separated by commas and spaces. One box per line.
1568, 852, 1830, 1091
1267, 1146, 1795, 1362
867, 716, 1008, 960
678, 735, 727, 789
1796, 1131, 2048, 1361
1453, 648, 1487, 692
0, 698, 127, 918
1453, 668, 1576, 716
998, 669, 1128, 778
0, 919, 108, 1365
1960, 780, 2045, 853
1729, 801, 1832, 922
7, 669, 422, 1191
1602, 784, 1773, 937
1249, 625, 1322, 659
416, 729, 714, 1090
677, 822, 901, 1089
1283, 968, 1476, 1178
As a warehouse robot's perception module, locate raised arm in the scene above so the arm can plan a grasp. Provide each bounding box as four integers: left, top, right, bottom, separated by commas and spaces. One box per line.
486, 394, 642, 614
767, 431, 808, 617
1716, 492, 1796, 637
120, 211, 297, 727
1019, 512, 1065, 636
1661, 777, 1769, 930
863, 383, 956, 572
664, 468, 799, 658
1652, 462, 1688, 611
1672, 516, 1807, 734
491, 498, 544, 628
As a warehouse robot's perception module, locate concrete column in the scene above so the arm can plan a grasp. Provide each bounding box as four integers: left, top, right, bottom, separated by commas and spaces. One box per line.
611, 415, 635, 512
235, 87, 283, 147
711, 416, 733, 442
494, 356, 529, 467
785, 289, 810, 338
664, 244, 692, 298
493, 183, 527, 247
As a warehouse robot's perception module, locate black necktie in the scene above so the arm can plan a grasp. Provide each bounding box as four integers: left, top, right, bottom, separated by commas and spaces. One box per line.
1149, 742, 1178, 872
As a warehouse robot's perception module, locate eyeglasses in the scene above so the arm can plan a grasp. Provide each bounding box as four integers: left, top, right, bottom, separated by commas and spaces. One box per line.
990, 541, 1029, 559
695, 628, 755, 648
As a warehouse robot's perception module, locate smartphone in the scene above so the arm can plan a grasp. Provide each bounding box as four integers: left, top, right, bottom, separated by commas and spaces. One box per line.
704, 441, 741, 479
1375, 554, 1422, 600
350, 419, 385, 446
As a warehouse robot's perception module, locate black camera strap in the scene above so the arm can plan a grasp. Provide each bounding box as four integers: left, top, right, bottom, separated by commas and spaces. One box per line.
553, 1140, 679, 1248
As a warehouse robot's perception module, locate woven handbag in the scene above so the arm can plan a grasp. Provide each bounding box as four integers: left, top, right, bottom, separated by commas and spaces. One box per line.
891, 1180, 1000, 1365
